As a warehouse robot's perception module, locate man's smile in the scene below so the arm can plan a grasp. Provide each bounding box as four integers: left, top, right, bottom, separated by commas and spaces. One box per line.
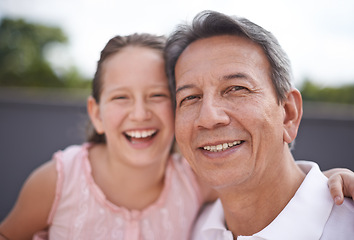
201, 140, 244, 152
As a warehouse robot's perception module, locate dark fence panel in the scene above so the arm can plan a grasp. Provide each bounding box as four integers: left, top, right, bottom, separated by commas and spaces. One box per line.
0, 88, 89, 221
292, 102, 354, 170
292, 118, 354, 170
0, 90, 354, 221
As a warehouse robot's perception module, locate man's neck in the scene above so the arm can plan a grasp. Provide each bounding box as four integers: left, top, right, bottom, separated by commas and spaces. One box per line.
218, 153, 306, 238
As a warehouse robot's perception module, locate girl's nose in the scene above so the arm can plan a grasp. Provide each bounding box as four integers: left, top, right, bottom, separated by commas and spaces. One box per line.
129, 100, 152, 121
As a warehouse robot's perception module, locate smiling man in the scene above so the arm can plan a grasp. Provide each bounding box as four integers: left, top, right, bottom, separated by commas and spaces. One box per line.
165, 10, 354, 240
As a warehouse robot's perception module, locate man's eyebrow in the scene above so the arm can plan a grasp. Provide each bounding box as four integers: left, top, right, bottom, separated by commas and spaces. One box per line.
176, 74, 250, 94
222, 73, 249, 80
176, 84, 195, 95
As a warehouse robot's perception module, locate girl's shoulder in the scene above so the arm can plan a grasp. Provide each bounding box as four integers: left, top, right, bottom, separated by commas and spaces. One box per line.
56, 143, 91, 159
52, 143, 92, 168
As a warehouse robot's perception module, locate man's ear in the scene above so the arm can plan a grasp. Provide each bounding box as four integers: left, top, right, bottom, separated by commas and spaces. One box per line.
87, 96, 104, 134
283, 88, 303, 144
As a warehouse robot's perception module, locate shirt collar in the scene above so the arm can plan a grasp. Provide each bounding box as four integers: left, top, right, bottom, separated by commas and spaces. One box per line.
201, 199, 234, 239
200, 161, 334, 240
247, 161, 334, 240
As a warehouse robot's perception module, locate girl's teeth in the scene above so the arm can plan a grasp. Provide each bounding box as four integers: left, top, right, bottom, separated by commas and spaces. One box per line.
203, 141, 241, 152
126, 130, 156, 138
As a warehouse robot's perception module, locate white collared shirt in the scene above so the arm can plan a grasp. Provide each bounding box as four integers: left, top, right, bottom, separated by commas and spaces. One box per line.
191, 161, 354, 240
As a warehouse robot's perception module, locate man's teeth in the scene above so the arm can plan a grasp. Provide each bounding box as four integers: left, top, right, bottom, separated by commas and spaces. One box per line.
125, 130, 156, 138
203, 141, 241, 152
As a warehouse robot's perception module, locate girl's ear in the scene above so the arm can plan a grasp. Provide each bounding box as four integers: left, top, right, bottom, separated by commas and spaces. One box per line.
283, 88, 303, 144
87, 96, 104, 134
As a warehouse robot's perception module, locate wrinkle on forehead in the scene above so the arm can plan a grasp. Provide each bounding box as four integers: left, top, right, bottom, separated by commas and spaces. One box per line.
175, 35, 271, 89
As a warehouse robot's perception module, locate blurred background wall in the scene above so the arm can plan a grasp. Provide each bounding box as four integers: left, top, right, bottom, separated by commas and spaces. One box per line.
1, 88, 354, 220
0, 88, 88, 221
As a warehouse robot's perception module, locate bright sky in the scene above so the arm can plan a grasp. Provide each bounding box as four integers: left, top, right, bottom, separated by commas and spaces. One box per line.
1, 0, 354, 87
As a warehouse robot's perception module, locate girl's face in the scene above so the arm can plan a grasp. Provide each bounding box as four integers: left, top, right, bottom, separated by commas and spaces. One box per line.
88, 46, 175, 167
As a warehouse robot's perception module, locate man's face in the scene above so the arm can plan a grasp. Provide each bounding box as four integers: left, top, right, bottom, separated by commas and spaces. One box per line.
174, 35, 287, 190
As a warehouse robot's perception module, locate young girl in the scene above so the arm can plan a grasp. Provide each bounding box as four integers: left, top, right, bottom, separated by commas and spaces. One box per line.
0, 33, 353, 240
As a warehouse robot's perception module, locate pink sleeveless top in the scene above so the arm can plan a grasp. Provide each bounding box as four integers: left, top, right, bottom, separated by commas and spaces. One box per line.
40, 143, 203, 240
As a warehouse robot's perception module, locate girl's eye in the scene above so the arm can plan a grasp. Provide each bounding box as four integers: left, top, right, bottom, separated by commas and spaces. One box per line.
113, 96, 128, 100
152, 93, 168, 98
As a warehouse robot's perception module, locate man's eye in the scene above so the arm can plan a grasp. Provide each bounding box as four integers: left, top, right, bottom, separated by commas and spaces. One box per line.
225, 86, 247, 94
179, 95, 199, 106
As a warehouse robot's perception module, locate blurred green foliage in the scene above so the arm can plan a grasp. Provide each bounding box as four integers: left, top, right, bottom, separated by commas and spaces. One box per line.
0, 18, 353, 104
0, 18, 90, 88
300, 79, 354, 104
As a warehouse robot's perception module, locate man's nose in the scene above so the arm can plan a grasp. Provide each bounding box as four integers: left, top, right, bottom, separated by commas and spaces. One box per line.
195, 97, 230, 129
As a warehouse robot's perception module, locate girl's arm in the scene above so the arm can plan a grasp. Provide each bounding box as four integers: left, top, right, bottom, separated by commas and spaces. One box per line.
0, 160, 57, 240
325, 168, 354, 205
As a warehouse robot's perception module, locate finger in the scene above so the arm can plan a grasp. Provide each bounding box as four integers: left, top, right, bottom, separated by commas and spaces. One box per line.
339, 171, 354, 201
327, 174, 344, 205
0, 232, 10, 240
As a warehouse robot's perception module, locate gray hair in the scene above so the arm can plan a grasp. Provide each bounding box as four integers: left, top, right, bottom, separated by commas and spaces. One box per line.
165, 10, 293, 107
